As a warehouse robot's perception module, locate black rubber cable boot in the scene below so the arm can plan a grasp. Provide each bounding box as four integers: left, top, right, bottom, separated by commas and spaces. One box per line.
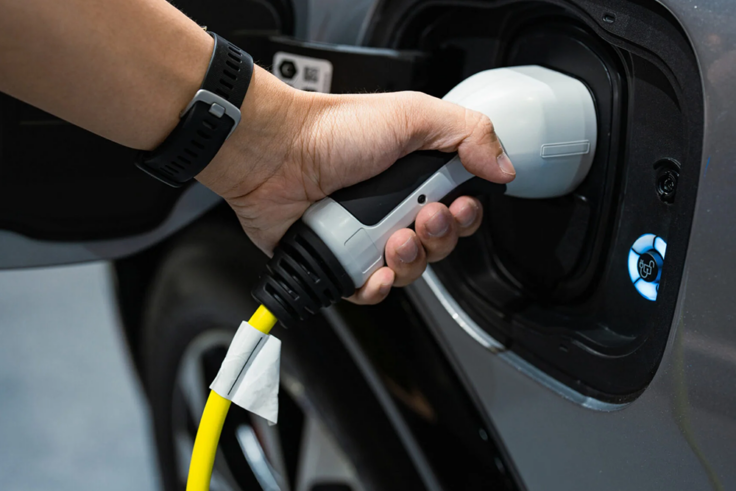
252, 221, 355, 325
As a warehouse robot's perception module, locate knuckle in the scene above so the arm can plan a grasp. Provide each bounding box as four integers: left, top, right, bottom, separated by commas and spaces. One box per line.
477, 113, 495, 137
461, 109, 496, 144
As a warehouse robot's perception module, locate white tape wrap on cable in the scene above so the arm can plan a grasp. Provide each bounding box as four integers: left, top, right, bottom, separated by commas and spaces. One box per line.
210, 321, 281, 425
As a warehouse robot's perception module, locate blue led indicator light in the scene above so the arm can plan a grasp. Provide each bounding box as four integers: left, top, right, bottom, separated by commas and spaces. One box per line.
628, 234, 667, 301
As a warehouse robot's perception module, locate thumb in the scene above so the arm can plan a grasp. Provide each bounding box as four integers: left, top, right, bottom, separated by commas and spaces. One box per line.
399, 91, 516, 184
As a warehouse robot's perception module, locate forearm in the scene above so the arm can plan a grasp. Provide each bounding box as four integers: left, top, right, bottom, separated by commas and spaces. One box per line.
0, 0, 213, 150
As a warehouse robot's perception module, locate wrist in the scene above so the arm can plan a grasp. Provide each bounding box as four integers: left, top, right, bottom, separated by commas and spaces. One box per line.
135, 32, 254, 186
196, 65, 315, 199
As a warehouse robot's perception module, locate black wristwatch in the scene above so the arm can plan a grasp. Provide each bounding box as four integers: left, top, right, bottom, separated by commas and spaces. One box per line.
135, 32, 254, 187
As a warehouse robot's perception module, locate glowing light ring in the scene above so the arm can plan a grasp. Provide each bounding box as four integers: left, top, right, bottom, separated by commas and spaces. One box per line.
628, 233, 667, 301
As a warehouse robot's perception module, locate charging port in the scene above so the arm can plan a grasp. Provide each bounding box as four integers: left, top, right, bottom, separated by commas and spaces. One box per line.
368, 0, 704, 401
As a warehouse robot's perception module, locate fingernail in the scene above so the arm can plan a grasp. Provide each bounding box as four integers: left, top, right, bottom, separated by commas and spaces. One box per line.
456, 202, 478, 227
378, 282, 392, 296
497, 152, 516, 176
425, 210, 450, 237
396, 237, 419, 263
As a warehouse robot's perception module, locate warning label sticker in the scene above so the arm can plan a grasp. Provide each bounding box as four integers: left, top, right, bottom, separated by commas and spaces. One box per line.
272, 52, 333, 93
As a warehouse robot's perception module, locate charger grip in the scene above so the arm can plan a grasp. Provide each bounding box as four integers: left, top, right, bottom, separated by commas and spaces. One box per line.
252, 151, 503, 325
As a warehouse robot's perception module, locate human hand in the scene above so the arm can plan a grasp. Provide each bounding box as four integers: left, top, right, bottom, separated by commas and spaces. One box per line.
197, 66, 515, 305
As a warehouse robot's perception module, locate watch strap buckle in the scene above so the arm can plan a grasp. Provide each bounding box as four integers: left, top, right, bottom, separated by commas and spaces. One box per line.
181, 89, 242, 139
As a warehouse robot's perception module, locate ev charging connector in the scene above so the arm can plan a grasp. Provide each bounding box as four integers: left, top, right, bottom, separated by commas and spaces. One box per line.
253, 65, 598, 324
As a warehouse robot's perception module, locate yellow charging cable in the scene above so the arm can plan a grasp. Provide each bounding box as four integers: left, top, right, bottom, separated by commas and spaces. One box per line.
186, 304, 278, 491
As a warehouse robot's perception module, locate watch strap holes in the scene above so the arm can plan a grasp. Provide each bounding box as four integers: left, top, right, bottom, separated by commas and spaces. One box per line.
196, 129, 212, 140
220, 79, 234, 90
225, 60, 240, 72
223, 70, 236, 80
170, 161, 185, 170
202, 120, 217, 131
191, 140, 205, 150
215, 87, 228, 98
184, 148, 198, 158
227, 52, 241, 62
177, 155, 192, 165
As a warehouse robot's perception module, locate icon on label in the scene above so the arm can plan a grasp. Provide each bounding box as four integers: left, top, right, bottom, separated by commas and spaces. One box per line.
278, 60, 297, 80
272, 52, 333, 93
628, 234, 666, 301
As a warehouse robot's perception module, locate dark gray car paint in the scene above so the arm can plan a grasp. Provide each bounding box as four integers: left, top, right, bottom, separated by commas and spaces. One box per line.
403, 1, 736, 489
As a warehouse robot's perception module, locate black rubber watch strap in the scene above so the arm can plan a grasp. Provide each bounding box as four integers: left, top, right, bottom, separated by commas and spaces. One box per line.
201, 33, 251, 106
136, 102, 235, 186
135, 32, 254, 187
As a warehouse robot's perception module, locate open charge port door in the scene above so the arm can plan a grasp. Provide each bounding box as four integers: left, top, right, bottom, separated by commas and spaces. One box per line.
369, 1, 704, 402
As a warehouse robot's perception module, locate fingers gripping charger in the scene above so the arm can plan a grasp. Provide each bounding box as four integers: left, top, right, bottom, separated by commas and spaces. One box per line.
253, 65, 598, 324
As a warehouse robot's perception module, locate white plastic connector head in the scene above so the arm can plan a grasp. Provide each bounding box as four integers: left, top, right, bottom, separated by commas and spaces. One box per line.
443, 66, 597, 199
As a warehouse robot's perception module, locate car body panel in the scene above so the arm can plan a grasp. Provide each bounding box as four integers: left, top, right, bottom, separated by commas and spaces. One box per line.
0, 184, 220, 269
397, 0, 736, 489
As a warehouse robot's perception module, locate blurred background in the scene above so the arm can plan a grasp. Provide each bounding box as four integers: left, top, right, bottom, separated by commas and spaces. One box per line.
0, 262, 161, 491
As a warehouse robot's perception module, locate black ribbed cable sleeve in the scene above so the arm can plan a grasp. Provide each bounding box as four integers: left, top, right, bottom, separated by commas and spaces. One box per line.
252, 221, 355, 325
